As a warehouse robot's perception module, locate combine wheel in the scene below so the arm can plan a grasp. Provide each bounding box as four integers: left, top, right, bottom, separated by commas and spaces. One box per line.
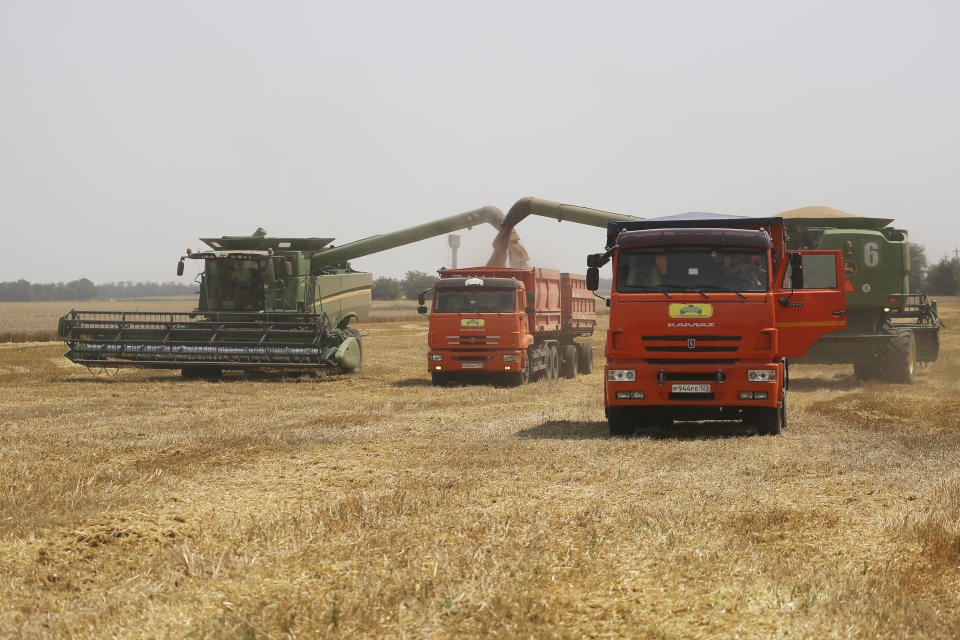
606, 406, 635, 438
883, 329, 916, 384
577, 342, 593, 374
756, 405, 783, 436
343, 328, 363, 373
560, 344, 578, 379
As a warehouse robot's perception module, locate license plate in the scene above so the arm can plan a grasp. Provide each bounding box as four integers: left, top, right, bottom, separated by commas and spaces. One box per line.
672, 383, 710, 393
461, 362, 483, 369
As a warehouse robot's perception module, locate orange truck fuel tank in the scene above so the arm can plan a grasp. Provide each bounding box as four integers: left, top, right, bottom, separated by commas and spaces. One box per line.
586, 213, 847, 436
419, 267, 596, 386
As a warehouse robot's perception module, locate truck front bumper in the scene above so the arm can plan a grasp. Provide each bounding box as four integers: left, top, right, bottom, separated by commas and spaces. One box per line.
427, 349, 525, 374
605, 361, 783, 409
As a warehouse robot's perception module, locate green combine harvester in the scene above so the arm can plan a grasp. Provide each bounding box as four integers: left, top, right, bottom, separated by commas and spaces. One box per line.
57, 207, 505, 378
781, 206, 943, 383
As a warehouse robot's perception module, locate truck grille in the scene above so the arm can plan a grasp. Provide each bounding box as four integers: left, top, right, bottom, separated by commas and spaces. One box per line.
641, 335, 742, 357
445, 335, 501, 345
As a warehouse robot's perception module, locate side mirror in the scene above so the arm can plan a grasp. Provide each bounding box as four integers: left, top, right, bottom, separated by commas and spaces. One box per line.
789, 253, 804, 289
283, 260, 294, 277
417, 292, 426, 306
587, 254, 604, 269
586, 267, 600, 291
177, 260, 184, 276
417, 305, 428, 315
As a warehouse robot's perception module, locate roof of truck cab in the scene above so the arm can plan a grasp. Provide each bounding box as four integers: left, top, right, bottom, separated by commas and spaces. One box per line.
607, 213, 782, 246
434, 277, 520, 289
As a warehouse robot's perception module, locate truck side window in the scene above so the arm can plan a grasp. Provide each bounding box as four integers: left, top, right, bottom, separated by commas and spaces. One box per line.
783, 254, 837, 289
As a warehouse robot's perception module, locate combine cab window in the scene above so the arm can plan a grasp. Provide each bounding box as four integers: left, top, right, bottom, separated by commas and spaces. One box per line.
616, 248, 768, 293
204, 259, 265, 310
434, 289, 516, 313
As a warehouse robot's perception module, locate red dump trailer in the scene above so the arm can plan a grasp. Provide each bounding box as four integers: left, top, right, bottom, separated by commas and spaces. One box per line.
418, 267, 597, 385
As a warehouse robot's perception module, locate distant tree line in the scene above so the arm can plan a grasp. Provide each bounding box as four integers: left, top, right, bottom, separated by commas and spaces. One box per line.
0, 279, 195, 302
372, 271, 439, 301
910, 243, 959, 295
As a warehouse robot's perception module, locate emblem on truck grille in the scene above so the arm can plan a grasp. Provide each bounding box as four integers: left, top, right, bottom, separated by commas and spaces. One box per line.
688, 338, 696, 349
668, 303, 714, 318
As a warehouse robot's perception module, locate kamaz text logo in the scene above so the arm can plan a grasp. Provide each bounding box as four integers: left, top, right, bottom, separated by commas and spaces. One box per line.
668, 322, 716, 327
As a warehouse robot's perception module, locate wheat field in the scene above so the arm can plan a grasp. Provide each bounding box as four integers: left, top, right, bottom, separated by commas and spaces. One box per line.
0, 299, 958, 638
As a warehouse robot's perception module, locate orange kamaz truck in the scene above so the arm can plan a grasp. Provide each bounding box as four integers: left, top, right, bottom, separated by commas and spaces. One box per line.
585, 213, 848, 436
419, 267, 596, 386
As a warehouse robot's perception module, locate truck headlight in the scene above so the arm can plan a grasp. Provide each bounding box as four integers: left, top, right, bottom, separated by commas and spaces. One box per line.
503, 354, 519, 362
747, 369, 776, 382
616, 391, 645, 399
608, 369, 636, 382
429, 354, 443, 361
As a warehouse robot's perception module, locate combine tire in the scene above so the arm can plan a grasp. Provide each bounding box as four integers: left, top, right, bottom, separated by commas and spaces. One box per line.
756, 405, 783, 436
577, 342, 593, 374
343, 328, 363, 373
606, 406, 635, 437
882, 329, 916, 384
561, 344, 578, 379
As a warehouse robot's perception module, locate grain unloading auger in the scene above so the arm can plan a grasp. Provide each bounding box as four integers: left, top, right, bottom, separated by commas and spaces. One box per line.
486, 197, 640, 268
58, 207, 505, 378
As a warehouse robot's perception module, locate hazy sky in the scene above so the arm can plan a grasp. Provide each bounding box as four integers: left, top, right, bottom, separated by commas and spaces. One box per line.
2, 0, 958, 283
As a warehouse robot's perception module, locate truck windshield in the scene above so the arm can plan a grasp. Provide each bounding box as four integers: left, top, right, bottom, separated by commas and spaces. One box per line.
204, 259, 265, 310
434, 289, 516, 313
616, 248, 768, 293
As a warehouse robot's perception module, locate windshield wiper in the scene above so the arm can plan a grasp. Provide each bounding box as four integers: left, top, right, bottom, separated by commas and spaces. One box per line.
660, 284, 709, 299
621, 285, 673, 299
695, 284, 747, 301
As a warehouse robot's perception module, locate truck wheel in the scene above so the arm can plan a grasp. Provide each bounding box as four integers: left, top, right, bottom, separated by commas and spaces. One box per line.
561, 344, 577, 379
431, 372, 449, 386
606, 406, 635, 437
577, 342, 593, 374
883, 329, 916, 384
509, 358, 530, 386
756, 406, 782, 436
547, 345, 559, 380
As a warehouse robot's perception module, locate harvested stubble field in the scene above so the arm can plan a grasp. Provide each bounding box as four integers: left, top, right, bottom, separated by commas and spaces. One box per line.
0, 299, 958, 638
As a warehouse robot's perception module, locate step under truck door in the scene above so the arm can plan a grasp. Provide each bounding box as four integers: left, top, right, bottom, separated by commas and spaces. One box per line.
775, 250, 848, 358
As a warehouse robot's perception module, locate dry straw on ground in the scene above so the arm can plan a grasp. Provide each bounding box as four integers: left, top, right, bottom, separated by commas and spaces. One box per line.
0, 299, 958, 637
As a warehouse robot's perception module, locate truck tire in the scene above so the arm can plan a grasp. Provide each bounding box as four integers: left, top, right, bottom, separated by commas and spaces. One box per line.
882, 329, 916, 384
756, 405, 782, 436
508, 357, 530, 386
577, 342, 593, 374
547, 344, 559, 380
606, 406, 635, 437
431, 372, 449, 386
561, 344, 577, 379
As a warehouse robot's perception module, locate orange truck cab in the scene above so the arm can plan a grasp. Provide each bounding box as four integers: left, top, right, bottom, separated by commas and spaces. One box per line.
585, 213, 848, 436
419, 267, 596, 386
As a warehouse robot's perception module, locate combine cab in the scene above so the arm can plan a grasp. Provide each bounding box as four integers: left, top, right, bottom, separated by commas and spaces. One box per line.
58, 208, 506, 377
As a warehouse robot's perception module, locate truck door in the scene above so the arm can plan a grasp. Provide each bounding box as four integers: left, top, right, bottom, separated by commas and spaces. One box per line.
775, 250, 848, 358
